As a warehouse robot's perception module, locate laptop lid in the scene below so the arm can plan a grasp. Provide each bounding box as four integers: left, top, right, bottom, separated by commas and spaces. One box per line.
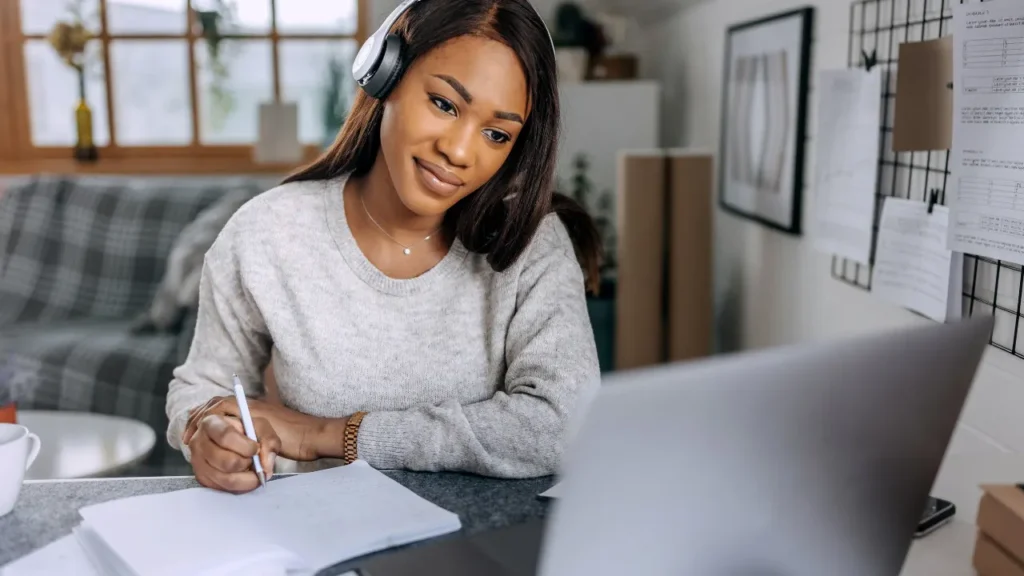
537, 316, 992, 576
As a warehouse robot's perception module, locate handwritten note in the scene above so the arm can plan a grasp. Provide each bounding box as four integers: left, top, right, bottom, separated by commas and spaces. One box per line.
812, 68, 882, 264
873, 198, 963, 323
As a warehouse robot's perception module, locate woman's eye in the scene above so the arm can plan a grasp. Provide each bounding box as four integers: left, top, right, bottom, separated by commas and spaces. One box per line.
430, 96, 456, 116
484, 129, 511, 144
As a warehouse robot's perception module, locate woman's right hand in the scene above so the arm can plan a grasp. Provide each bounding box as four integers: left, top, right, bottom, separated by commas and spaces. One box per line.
186, 413, 281, 494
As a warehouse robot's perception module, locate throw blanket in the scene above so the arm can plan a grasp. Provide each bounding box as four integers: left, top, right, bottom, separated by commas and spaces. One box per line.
133, 188, 256, 332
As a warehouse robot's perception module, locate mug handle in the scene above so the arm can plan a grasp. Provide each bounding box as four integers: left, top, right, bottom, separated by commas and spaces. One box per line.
24, 432, 40, 471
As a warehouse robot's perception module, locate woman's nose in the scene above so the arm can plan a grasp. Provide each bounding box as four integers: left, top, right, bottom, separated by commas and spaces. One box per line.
436, 124, 474, 168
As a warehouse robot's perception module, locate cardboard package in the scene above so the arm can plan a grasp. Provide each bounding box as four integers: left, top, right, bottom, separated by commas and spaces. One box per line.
616, 152, 668, 371
892, 36, 953, 151
666, 152, 713, 362
973, 484, 1024, 576
614, 150, 713, 371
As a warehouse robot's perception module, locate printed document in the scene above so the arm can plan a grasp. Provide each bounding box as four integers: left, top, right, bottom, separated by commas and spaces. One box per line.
873, 198, 963, 323
951, 1, 1024, 265
812, 68, 882, 264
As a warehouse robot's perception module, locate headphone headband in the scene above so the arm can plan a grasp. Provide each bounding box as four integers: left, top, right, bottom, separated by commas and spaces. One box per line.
352, 0, 555, 98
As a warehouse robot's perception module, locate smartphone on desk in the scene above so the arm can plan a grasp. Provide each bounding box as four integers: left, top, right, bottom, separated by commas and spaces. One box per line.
914, 496, 955, 538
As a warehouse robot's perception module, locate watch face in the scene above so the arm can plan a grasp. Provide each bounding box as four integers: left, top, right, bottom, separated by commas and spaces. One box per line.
352, 36, 376, 78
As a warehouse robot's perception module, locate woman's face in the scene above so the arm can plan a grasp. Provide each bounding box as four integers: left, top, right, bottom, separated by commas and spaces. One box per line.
379, 34, 529, 217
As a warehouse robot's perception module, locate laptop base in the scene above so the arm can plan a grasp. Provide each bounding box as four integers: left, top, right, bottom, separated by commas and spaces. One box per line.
353, 519, 546, 576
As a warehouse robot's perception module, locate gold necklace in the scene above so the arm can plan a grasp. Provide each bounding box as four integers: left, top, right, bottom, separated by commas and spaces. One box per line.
360, 194, 441, 256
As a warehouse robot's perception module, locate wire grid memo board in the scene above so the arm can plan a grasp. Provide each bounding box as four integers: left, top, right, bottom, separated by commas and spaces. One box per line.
833, 0, 1024, 359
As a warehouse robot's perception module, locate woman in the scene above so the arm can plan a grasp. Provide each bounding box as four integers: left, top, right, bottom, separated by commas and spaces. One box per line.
166, 0, 602, 494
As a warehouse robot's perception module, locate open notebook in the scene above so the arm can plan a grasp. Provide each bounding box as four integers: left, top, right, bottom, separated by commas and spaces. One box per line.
3, 461, 461, 576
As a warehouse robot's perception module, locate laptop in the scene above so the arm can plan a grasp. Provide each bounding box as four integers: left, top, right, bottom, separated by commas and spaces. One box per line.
345, 316, 993, 576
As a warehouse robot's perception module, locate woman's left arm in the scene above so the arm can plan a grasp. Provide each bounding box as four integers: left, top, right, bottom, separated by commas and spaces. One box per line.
347, 220, 601, 478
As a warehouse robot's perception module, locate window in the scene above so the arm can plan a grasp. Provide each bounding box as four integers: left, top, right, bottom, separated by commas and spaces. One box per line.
0, 0, 365, 174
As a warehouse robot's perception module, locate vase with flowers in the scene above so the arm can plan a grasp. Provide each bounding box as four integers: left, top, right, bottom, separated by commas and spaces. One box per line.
192, 0, 239, 131
551, 2, 608, 82
47, 0, 97, 161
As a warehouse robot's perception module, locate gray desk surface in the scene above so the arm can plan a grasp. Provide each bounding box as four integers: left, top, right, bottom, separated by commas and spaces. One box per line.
0, 471, 554, 567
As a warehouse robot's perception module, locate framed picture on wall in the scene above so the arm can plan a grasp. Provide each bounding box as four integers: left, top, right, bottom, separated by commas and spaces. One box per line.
718, 7, 814, 235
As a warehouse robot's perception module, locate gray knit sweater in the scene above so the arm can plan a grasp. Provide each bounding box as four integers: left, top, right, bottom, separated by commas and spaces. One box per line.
165, 175, 600, 478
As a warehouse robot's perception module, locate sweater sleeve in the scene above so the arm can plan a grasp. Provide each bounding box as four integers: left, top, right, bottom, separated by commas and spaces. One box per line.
355, 218, 602, 478
164, 219, 272, 463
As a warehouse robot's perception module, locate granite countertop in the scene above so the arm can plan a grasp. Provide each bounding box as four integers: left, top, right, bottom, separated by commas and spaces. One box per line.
0, 471, 555, 567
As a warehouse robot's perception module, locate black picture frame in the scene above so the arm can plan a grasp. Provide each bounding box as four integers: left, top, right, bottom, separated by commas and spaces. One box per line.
718, 7, 814, 235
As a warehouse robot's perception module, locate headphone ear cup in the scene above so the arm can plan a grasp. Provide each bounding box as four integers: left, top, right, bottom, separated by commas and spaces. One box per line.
362, 34, 406, 100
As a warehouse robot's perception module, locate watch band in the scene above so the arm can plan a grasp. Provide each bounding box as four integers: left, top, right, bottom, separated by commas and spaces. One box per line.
342, 411, 367, 464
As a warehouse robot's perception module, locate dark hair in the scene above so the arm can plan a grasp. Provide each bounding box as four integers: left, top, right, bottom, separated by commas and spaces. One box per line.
282, 0, 603, 293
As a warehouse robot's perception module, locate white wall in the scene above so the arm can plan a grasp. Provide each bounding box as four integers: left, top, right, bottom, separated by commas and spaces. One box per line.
371, 0, 649, 54
640, 0, 1024, 457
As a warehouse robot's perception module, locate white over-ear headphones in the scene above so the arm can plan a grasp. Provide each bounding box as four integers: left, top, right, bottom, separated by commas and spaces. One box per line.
351, 0, 555, 100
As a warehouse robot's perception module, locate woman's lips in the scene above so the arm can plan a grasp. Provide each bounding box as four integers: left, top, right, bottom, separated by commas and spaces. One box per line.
414, 158, 462, 196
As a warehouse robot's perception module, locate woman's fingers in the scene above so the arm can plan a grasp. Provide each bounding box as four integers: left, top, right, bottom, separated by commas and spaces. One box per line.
188, 411, 281, 493
206, 414, 258, 455
253, 417, 281, 480
190, 436, 261, 494
195, 457, 261, 494
184, 396, 231, 444
190, 424, 249, 475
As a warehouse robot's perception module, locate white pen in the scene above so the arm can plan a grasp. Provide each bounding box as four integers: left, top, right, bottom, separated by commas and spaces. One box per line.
232, 373, 267, 489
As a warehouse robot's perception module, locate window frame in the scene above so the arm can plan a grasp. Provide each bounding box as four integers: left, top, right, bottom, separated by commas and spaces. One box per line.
0, 0, 367, 175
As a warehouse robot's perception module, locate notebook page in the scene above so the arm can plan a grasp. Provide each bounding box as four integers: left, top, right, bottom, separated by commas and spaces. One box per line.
79, 482, 278, 576
539, 482, 563, 499
0, 535, 97, 576
255, 460, 462, 568
74, 525, 134, 576
78, 461, 460, 575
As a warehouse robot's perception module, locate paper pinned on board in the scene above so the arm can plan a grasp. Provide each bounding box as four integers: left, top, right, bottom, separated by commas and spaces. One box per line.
892, 36, 953, 151
872, 197, 963, 323
949, 2, 1024, 266
812, 67, 882, 265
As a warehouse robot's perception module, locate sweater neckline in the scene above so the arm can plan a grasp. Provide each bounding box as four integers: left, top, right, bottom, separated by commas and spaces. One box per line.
323, 174, 469, 296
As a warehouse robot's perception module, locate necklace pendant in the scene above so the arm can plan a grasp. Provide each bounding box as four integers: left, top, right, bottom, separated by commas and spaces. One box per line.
403, 248, 411, 255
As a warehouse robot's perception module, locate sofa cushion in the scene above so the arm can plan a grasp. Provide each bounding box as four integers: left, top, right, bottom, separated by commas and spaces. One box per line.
0, 175, 265, 326
0, 320, 193, 476
133, 186, 257, 332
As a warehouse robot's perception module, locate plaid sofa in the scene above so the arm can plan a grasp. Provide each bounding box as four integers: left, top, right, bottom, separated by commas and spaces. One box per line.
0, 174, 268, 476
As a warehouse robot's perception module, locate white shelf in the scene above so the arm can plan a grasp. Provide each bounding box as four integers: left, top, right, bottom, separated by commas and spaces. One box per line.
556, 80, 660, 204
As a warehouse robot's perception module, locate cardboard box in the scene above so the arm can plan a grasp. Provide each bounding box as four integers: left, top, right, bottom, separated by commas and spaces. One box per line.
974, 531, 1024, 576
615, 152, 667, 371
614, 150, 714, 370
975, 484, 1024, 575
892, 36, 953, 151
666, 152, 713, 362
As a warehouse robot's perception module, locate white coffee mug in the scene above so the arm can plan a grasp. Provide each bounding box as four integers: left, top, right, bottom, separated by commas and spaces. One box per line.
0, 423, 41, 517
